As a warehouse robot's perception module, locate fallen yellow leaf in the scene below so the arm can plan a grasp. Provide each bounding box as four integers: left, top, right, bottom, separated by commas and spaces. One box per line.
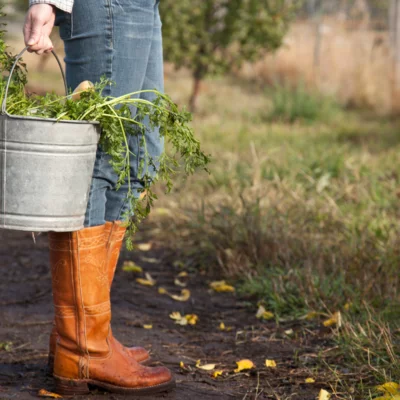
234, 359, 255, 373
136, 277, 156, 287
38, 389, 62, 399
305, 378, 315, 383
169, 312, 198, 326
135, 272, 156, 286
174, 278, 187, 287
196, 360, 216, 371
218, 321, 233, 331
177, 271, 188, 277
210, 280, 235, 293
305, 311, 320, 320
122, 261, 143, 273
344, 302, 352, 311
169, 289, 191, 302
136, 278, 154, 286
377, 382, 400, 395
179, 361, 185, 369
265, 359, 277, 368
212, 370, 224, 378
169, 311, 183, 320
143, 324, 153, 329
159, 286, 190, 299
318, 389, 330, 400
256, 305, 274, 320
323, 311, 342, 328
136, 243, 152, 251
185, 314, 199, 325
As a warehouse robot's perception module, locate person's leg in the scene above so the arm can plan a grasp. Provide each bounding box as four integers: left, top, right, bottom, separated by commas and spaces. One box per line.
104, 0, 164, 222
50, 0, 160, 368
59, 0, 163, 227
51, 4, 175, 393
57, 0, 114, 227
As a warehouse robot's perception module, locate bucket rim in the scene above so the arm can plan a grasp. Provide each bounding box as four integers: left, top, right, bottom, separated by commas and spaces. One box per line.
0, 112, 100, 126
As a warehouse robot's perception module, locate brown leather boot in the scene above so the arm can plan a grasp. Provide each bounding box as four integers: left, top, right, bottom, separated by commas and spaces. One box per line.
47, 221, 149, 373
48, 226, 175, 396
104, 221, 150, 363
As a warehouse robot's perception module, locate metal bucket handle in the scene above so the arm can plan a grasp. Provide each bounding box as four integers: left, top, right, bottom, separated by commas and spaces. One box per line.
1, 46, 68, 115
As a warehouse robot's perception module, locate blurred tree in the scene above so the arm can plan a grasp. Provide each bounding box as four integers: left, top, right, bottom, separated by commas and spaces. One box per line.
160, 0, 295, 111
0, 0, 28, 11
14, 0, 28, 11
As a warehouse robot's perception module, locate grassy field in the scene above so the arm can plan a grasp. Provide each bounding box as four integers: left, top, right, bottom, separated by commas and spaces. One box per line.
5, 30, 400, 397
151, 70, 400, 398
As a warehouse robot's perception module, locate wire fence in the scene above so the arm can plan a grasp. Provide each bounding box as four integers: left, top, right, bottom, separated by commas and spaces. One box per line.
237, 0, 398, 112
299, 0, 388, 24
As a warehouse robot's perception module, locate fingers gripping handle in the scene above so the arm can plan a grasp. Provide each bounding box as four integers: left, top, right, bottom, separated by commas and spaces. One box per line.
1, 47, 68, 115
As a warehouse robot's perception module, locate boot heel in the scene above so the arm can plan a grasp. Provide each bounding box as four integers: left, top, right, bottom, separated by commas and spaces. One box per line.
54, 376, 90, 396
47, 354, 54, 376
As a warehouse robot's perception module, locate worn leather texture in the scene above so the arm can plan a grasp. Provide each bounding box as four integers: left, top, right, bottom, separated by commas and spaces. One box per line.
48, 221, 149, 365
48, 225, 171, 388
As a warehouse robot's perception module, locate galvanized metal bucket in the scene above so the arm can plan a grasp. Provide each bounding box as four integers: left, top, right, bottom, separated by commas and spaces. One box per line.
0, 48, 100, 232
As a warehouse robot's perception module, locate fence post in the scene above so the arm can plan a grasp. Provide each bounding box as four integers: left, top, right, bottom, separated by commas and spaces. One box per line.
313, 0, 323, 85
390, 0, 400, 111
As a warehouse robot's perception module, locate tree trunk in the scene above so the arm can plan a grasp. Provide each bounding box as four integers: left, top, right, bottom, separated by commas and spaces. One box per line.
189, 68, 205, 113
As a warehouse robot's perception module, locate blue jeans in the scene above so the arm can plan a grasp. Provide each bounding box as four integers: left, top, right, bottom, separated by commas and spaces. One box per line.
57, 0, 164, 227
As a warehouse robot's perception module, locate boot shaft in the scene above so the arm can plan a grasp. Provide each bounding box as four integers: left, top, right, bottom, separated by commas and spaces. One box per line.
48, 222, 127, 365
48, 225, 175, 393
48, 225, 111, 360
104, 221, 127, 286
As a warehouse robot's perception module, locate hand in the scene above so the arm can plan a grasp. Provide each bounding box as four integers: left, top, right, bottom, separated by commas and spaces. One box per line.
23, 4, 56, 55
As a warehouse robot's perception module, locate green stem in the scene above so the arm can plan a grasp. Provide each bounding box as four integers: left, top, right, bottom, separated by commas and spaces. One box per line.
101, 113, 146, 129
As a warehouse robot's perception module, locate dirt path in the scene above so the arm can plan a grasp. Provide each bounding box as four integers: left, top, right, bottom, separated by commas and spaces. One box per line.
0, 229, 333, 400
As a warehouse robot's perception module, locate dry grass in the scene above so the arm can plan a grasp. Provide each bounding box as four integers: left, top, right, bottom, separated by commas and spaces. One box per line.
239, 19, 392, 113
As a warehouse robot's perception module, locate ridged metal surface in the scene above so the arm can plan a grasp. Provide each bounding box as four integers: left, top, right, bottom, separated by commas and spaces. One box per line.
0, 115, 100, 232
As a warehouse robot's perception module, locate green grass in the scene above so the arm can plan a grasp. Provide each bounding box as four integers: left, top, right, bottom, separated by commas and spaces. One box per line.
149, 72, 400, 398
266, 82, 342, 123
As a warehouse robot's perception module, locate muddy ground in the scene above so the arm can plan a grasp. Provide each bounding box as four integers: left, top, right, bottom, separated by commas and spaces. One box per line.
0, 228, 337, 400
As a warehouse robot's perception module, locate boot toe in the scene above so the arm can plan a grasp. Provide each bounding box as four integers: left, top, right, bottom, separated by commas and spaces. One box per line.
143, 365, 174, 387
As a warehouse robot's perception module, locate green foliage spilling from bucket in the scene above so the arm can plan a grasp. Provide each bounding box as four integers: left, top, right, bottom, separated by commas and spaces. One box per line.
0, 22, 210, 247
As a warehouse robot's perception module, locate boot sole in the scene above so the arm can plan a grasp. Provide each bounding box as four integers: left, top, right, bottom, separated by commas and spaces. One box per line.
54, 375, 176, 396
